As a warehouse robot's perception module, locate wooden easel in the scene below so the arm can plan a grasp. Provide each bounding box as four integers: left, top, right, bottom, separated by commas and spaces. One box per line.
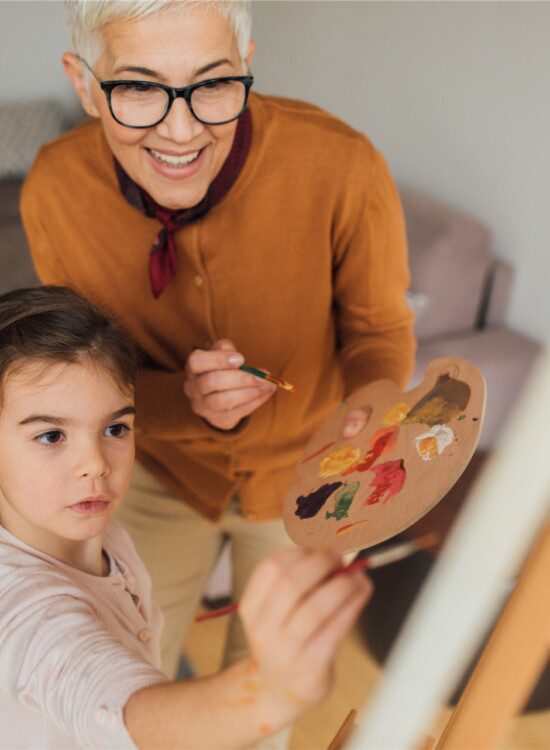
435, 516, 550, 749
326, 517, 550, 750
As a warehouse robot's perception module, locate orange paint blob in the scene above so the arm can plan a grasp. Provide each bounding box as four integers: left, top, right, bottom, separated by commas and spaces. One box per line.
336, 519, 369, 536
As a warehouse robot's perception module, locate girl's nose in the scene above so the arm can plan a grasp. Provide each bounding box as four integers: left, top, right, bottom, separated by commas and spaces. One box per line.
76, 443, 110, 480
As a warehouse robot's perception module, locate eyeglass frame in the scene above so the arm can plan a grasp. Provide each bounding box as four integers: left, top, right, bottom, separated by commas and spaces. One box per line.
77, 56, 254, 129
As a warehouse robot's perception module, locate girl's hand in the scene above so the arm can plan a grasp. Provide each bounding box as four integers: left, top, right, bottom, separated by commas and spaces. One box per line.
239, 547, 372, 723
184, 340, 277, 430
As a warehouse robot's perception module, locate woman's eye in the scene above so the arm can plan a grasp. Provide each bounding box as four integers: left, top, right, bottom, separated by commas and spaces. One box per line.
118, 82, 153, 94
201, 80, 227, 91
35, 430, 64, 446
105, 423, 130, 438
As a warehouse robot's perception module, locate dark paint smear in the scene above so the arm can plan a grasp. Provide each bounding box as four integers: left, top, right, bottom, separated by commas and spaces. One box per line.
403, 373, 471, 427
295, 481, 343, 519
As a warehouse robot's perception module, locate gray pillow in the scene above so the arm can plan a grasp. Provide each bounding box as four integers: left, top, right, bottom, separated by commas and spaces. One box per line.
0, 100, 65, 179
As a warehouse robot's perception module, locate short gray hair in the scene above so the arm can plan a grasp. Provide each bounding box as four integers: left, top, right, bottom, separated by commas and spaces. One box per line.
66, 1, 253, 65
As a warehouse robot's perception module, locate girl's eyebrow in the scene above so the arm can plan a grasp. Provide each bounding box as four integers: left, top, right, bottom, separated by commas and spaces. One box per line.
18, 405, 136, 427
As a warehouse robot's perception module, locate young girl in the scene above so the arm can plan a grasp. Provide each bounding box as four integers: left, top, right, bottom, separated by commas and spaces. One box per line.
0, 286, 371, 750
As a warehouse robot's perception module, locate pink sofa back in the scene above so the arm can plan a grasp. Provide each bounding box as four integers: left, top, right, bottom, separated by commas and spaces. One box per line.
399, 186, 493, 342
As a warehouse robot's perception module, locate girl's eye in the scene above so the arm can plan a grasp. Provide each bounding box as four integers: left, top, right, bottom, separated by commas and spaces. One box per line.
35, 430, 64, 446
105, 423, 131, 439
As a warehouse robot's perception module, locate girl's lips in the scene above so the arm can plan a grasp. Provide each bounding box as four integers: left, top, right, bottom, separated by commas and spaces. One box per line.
70, 499, 110, 515
143, 145, 207, 181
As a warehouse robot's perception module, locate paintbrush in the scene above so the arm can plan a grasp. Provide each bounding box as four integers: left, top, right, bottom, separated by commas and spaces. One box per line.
239, 364, 298, 393
192, 347, 298, 394
195, 532, 440, 623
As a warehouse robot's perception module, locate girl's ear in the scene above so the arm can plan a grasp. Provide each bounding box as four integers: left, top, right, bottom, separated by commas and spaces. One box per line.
62, 52, 101, 119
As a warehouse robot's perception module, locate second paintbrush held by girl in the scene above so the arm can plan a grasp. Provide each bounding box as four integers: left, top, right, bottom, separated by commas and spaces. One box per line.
0, 286, 371, 750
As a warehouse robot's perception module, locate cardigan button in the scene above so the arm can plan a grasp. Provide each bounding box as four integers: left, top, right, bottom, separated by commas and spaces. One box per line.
194, 274, 204, 288
138, 628, 151, 643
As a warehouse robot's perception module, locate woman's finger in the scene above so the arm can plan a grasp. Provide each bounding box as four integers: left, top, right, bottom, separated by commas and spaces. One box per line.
202, 384, 275, 413
187, 347, 244, 375
341, 408, 370, 438
196, 368, 272, 397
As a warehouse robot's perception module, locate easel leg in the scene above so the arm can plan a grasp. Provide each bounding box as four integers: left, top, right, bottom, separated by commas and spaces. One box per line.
436, 517, 550, 750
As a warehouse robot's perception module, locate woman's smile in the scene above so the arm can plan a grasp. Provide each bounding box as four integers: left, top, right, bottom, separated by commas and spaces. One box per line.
143, 143, 208, 181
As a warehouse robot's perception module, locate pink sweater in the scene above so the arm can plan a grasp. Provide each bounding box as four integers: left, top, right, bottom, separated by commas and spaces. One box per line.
0, 522, 167, 749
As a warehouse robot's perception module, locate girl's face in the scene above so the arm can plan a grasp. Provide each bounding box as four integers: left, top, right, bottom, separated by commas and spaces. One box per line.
0, 358, 135, 548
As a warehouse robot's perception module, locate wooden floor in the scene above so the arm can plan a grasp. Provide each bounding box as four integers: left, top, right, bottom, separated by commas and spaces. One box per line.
184, 611, 550, 749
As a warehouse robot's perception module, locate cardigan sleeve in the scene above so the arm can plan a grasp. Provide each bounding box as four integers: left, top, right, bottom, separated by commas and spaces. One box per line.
332, 143, 416, 395
0, 568, 166, 750
20, 180, 73, 287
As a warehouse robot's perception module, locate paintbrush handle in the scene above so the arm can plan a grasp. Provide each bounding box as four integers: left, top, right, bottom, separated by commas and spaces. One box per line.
195, 535, 438, 623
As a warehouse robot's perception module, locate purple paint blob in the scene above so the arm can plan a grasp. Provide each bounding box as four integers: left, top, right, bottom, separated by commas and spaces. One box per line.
295, 482, 343, 520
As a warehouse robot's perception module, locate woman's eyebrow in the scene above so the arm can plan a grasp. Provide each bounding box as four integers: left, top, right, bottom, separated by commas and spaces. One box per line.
18, 406, 136, 427
112, 58, 232, 80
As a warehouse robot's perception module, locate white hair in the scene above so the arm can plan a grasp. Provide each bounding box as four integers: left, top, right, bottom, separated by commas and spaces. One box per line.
66, 0, 252, 65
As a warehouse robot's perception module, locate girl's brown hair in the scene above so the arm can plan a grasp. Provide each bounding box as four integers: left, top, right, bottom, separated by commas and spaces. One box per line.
0, 286, 140, 403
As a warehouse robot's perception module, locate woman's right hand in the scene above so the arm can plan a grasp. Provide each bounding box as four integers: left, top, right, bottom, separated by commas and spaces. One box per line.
239, 547, 372, 723
183, 339, 277, 430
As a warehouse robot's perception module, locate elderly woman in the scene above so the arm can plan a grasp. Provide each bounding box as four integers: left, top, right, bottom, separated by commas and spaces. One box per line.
22, 0, 414, 711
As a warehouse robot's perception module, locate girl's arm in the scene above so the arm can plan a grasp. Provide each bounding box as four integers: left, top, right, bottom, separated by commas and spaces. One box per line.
125, 547, 371, 749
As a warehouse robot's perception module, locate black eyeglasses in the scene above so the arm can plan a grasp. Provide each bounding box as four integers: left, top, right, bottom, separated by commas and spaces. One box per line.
79, 57, 253, 128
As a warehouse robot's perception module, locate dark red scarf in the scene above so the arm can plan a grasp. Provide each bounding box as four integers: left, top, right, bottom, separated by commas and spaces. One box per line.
115, 107, 252, 298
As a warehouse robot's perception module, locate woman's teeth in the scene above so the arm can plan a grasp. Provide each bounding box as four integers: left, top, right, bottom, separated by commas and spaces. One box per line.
148, 148, 201, 166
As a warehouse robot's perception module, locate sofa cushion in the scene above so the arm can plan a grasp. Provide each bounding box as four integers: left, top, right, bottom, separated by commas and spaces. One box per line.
0, 179, 23, 223
0, 100, 65, 179
0, 222, 39, 294
399, 186, 493, 342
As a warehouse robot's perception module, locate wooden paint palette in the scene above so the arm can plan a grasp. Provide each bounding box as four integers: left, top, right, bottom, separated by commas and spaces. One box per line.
283, 358, 486, 554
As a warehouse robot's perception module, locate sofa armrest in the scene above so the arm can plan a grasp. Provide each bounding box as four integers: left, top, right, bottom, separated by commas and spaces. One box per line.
482, 259, 514, 328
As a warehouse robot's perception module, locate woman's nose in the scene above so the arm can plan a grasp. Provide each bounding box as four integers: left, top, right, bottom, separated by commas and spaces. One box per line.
155, 97, 205, 143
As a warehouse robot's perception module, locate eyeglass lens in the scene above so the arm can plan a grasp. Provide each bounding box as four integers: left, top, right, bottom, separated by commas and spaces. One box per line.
110, 80, 247, 126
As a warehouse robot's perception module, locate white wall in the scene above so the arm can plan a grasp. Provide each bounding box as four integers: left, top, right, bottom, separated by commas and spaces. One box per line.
1, 1, 548, 342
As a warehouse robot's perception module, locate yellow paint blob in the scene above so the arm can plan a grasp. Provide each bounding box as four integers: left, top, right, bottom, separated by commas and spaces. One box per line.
319, 445, 361, 477
382, 402, 410, 425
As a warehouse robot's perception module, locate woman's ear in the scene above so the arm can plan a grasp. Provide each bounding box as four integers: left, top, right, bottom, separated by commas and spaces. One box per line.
245, 40, 255, 69
62, 52, 100, 118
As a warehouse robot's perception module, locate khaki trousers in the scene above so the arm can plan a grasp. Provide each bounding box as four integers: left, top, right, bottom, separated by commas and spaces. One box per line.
117, 462, 293, 750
